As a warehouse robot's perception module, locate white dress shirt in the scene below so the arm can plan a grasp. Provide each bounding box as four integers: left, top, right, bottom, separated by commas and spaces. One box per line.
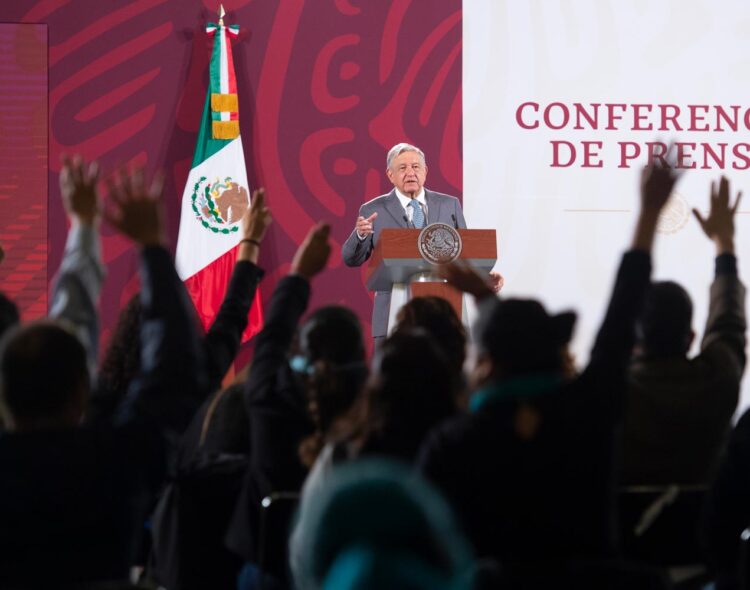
395, 188, 427, 225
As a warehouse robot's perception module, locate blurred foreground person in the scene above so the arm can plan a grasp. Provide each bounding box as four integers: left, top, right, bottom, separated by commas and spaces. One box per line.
290, 459, 474, 590
0, 161, 208, 585
418, 160, 678, 584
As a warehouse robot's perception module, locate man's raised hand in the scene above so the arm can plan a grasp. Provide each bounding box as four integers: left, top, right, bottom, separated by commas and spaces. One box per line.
104, 167, 166, 247
60, 155, 100, 225
356, 212, 377, 237
693, 176, 742, 255
291, 222, 332, 280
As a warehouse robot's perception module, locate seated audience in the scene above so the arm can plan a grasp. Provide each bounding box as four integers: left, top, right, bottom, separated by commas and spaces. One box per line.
622, 176, 746, 485
417, 161, 678, 567
290, 459, 474, 590
0, 159, 209, 585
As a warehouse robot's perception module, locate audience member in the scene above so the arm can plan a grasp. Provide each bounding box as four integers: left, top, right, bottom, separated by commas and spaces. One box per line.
226, 222, 368, 585
296, 305, 368, 468
290, 459, 474, 590
622, 176, 745, 485
417, 160, 678, 568
49, 155, 105, 378
149, 190, 272, 590
0, 160, 208, 585
394, 296, 467, 403
296, 328, 459, 515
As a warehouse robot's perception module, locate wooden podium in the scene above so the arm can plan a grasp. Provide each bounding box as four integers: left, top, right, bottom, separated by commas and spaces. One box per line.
365, 228, 497, 323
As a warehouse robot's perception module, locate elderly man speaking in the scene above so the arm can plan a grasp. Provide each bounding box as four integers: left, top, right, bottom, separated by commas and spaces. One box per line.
342, 142, 500, 339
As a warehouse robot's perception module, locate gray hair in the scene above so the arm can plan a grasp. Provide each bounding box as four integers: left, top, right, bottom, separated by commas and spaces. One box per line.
386, 143, 426, 169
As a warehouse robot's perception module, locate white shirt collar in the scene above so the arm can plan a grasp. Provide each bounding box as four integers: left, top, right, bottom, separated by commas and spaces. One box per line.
394, 188, 426, 211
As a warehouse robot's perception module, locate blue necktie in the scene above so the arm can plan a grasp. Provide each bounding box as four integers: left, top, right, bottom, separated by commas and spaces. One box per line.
409, 200, 425, 228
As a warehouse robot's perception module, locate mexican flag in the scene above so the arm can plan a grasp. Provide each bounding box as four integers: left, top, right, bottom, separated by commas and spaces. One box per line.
175, 16, 263, 342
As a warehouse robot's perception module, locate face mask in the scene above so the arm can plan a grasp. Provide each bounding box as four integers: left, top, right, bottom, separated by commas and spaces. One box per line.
289, 355, 314, 375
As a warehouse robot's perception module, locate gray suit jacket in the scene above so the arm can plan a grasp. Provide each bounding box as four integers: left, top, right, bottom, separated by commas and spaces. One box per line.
342, 189, 467, 337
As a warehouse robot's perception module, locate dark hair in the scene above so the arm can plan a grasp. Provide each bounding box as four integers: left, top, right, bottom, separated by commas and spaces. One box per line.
97, 295, 142, 403
339, 329, 457, 460
0, 321, 89, 424
395, 296, 466, 377
637, 281, 693, 358
0, 293, 19, 339
298, 306, 367, 467
199, 383, 250, 455
476, 298, 576, 377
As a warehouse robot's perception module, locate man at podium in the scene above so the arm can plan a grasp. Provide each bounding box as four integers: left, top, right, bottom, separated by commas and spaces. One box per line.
342, 142, 469, 339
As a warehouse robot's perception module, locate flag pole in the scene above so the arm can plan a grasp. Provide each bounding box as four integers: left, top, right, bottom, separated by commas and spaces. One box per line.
218, 4, 225, 27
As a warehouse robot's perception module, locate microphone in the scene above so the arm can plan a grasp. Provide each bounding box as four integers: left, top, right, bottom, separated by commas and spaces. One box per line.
451, 213, 458, 229
403, 215, 413, 228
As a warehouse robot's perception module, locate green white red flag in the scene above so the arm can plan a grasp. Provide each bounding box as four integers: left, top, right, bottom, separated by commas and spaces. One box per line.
175, 16, 263, 341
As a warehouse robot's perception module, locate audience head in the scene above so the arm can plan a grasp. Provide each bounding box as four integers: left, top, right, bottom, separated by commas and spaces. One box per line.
395, 296, 466, 380
0, 293, 20, 340
291, 459, 473, 590
0, 321, 89, 430
342, 329, 457, 457
637, 281, 694, 358
473, 298, 576, 386
296, 305, 368, 467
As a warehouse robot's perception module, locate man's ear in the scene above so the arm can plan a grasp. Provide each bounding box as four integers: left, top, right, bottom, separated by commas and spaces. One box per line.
386, 167, 395, 184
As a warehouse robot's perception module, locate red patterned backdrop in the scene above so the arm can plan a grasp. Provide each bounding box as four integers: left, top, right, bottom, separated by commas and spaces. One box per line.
2, 0, 462, 354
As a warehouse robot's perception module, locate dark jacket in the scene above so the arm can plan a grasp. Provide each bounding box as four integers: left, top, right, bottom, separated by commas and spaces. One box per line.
622, 254, 746, 485
417, 251, 652, 563
226, 274, 314, 572
150, 260, 264, 590
0, 246, 208, 585
703, 408, 750, 589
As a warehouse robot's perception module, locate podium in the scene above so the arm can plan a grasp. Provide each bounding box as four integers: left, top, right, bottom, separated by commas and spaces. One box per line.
366, 228, 497, 324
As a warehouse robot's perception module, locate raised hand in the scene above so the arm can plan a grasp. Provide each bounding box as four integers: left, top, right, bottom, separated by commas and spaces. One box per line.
640, 145, 681, 213
60, 155, 100, 225
632, 142, 683, 251
355, 212, 377, 237
489, 270, 505, 294
437, 260, 494, 300
692, 176, 742, 255
104, 167, 166, 247
241, 188, 272, 243
291, 222, 332, 280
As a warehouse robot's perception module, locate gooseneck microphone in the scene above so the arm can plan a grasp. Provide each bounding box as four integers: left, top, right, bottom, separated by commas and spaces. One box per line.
403, 215, 413, 228
451, 213, 458, 229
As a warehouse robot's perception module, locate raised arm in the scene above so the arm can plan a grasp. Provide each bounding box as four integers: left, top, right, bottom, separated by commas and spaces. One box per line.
587, 157, 679, 371
105, 168, 207, 433
203, 188, 271, 389
49, 156, 105, 377
244, 222, 332, 406
693, 177, 746, 372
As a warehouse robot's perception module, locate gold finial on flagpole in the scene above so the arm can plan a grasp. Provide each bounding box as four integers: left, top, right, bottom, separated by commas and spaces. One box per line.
218, 4, 226, 27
